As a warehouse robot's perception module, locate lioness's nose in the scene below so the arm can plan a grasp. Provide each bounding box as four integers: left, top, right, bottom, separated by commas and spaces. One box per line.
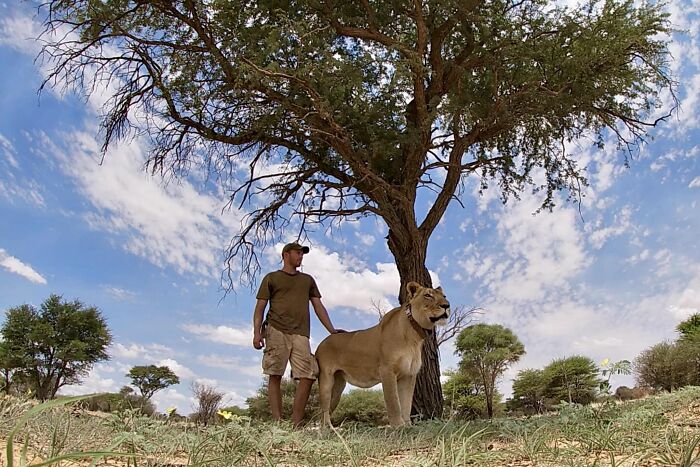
440, 303, 450, 310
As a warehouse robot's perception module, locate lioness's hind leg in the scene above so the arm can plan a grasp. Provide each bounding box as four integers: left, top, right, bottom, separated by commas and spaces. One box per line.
330, 372, 346, 414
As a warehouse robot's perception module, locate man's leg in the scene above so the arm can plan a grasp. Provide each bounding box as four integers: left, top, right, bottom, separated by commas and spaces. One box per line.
291, 377, 314, 427
268, 375, 283, 421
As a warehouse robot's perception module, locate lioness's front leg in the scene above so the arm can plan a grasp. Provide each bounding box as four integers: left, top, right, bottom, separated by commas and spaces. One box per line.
318, 369, 335, 427
397, 375, 417, 425
380, 369, 404, 426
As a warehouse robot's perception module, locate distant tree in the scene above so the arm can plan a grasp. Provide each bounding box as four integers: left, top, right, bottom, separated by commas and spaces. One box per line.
0, 340, 24, 395
442, 369, 495, 420
634, 341, 680, 391
81, 392, 156, 416
127, 365, 180, 401
0, 295, 112, 400
436, 306, 482, 347
455, 324, 525, 418
191, 382, 225, 426
39, 0, 676, 420
677, 313, 700, 340
542, 356, 599, 405
675, 334, 700, 386
510, 368, 549, 414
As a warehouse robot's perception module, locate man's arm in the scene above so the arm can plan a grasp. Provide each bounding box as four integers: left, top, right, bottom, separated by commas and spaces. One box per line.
310, 297, 344, 334
252, 299, 267, 349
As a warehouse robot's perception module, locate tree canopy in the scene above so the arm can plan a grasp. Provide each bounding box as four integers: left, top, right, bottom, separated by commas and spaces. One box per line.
455, 323, 524, 418
542, 355, 600, 405
677, 313, 700, 339
127, 365, 180, 400
38, 0, 676, 417
0, 294, 112, 400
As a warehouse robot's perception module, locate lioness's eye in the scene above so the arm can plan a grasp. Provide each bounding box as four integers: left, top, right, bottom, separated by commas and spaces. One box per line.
424, 293, 433, 299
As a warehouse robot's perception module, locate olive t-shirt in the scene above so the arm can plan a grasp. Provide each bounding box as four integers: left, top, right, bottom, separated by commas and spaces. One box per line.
256, 270, 321, 338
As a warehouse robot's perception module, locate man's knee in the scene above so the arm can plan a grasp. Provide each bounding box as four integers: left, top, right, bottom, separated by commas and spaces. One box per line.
269, 374, 282, 385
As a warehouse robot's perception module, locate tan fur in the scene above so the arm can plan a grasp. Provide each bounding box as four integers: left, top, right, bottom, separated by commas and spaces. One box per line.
315, 281, 450, 427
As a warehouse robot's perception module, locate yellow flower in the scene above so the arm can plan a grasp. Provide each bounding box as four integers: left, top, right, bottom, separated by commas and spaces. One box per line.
166, 406, 177, 415
217, 409, 233, 420
600, 358, 610, 367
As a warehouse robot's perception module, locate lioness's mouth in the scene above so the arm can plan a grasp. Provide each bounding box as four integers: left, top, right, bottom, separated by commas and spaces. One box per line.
430, 312, 449, 323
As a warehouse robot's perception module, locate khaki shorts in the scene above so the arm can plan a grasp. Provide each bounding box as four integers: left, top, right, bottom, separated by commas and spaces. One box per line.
262, 325, 318, 380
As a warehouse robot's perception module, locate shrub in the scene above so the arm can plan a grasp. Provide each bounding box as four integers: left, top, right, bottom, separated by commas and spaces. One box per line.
191, 382, 225, 426
81, 392, 155, 415
331, 389, 387, 426
615, 386, 655, 401
246, 378, 320, 422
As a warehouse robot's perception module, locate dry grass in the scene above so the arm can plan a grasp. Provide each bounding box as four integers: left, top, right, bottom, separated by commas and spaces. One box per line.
1, 387, 700, 466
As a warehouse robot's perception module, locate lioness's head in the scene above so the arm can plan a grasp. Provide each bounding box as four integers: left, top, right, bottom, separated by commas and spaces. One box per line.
406, 282, 450, 329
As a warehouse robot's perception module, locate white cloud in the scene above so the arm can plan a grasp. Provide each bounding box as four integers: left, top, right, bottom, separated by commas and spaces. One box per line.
0, 12, 42, 55
459, 194, 589, 304
103, 286, 138, 301
689, 176, 700, 188
156, 358, 197, 380
0, 133, 19, 168
196, 354, 261, 378
151, 387, 193, 414
301, 246, 401, 313
0, 248, 47, 284
587, 206, 634, 249
37, 129, 244, 280
111, 342, 175, 362
60, 363, 119, 396
181, 323, 252, 347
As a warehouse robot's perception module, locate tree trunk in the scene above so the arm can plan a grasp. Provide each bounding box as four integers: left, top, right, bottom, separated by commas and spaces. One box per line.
387, 229, 443, 420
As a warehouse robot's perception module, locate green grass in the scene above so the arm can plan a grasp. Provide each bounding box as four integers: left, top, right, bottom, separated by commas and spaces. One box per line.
1, 387, 700, 466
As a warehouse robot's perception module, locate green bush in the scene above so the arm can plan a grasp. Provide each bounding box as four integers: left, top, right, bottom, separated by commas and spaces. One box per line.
80, 392, 155, 416
443, 370, 501, 420
331, 389, 387, 426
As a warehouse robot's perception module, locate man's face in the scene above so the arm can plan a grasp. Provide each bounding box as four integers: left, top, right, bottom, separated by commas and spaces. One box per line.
284, 249, 304, 267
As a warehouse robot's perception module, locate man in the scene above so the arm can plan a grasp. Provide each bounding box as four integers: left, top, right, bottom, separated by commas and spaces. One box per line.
252, 242, 343, 427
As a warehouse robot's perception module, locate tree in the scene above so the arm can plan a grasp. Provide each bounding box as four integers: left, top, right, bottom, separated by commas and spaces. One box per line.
510, 368, 549, 414
677, 313, 700, 340
0, 340, 24, 395
38, 0, 675, 418
442, 369, 496, 420
634, 340, 700, 391
542, 356, 599, 405
0, 295, 112, 400
455, 324, 525, 418
675, 334, 700, 387
127, 365, 180, 401
191, 382, 225, 426
634, 341, 675, 391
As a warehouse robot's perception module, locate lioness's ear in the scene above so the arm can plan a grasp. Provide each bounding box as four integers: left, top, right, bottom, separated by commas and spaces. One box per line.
436, 286, 443, 292
406, 281, 421, 299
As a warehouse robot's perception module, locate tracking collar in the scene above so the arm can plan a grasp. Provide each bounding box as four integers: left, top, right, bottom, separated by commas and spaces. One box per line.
405, 304, 431, 339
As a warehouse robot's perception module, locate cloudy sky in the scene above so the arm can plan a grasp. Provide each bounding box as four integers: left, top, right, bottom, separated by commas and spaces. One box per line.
1, 1, 698, 415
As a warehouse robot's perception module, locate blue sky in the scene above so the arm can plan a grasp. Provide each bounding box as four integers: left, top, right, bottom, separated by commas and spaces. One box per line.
1, 1, 698, 415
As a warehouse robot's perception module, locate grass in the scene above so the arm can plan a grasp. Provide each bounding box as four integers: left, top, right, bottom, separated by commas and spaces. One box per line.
1, 387, 699, 466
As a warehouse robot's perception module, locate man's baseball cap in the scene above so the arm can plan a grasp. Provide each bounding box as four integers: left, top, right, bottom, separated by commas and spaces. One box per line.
282, 242, 310, 254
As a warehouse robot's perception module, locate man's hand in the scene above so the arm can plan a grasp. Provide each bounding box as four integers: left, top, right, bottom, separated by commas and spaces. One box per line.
253, 332, 265, 350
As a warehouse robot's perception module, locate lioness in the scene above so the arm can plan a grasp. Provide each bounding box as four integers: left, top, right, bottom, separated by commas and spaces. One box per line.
315, 282, 450, 427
